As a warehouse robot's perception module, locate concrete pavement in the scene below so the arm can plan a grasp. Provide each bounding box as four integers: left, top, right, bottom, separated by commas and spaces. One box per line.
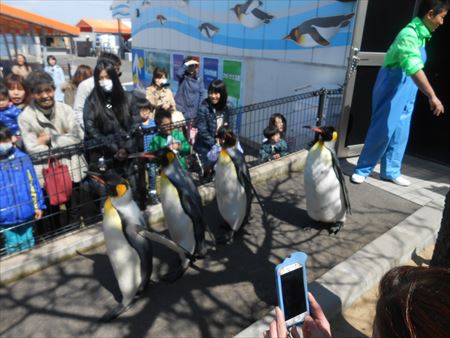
0, 153, 448, 338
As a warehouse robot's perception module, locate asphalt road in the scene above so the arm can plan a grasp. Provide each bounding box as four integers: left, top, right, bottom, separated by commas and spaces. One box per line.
0, 167, 419, 338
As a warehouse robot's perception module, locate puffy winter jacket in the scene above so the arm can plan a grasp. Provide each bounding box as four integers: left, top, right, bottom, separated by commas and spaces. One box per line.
0, 148, 46, 226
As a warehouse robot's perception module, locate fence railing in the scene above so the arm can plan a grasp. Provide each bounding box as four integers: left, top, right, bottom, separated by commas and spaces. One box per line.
0, 88, 342, 257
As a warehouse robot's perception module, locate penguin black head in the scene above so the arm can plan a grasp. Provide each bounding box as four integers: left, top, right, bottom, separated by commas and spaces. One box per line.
148, 148, 177, 168
304, 125, 338, 142
87, 169, 129, 198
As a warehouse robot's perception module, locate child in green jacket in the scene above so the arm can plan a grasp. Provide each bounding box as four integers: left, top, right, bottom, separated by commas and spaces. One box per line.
150, 107, 190, 170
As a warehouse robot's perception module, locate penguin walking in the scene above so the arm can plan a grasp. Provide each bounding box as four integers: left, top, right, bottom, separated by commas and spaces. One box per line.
156, 149, 208, 266
89, 170, 153, 321
303, 126, 351, 234
215, 144, 257, 244
89, 169, 193, 321
232, 0, 274, 28
284, 13, 354, 47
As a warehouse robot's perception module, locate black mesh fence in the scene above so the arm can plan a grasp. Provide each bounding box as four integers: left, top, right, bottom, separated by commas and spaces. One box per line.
0, 88, 342, 257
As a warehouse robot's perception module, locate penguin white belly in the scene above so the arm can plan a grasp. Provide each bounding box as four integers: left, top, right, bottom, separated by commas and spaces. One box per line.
160, 176, 196, 254
312, 25, 340, 43
300, 34, 319, 47
215, 161, 247, 231
240, 15, 263, 28
304, 146, 346, 223
102, 206, 142, 306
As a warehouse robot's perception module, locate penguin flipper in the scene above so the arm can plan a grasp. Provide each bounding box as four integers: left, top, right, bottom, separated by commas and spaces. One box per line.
252, 8, 274, 22
160, 258, 190, 283
99, 303, 131, 322
328, 146, 352, 214
138, 230, 195, 262
309, 27, 330, 46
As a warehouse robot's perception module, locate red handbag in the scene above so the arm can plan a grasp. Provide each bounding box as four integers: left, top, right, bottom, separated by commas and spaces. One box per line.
43, 157, 73, 206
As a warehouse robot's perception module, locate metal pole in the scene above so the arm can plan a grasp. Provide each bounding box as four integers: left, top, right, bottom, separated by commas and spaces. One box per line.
314, 88, 327, 143
2, 32, 13, 61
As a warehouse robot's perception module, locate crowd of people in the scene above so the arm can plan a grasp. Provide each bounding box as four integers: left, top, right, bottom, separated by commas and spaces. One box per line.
0, 52, 291, 255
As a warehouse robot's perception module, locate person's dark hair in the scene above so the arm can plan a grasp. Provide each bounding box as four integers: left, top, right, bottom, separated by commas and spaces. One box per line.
71, 64, 93, 87
98, 52, 121, 68
155, 106, 172, 126
46, 55, 57, 65
0, 83, 8, 98
26, 70, 55, 94
14, 54, 30, 69
5, 74, 30, 105
417, 0, 449, 17
88, 60, 130, 132
216, 125, 237, 148
0, 122, 13, 142
263, 125, 280, 140
152, 67, 168, 85
133, 90, 153, 110
208, 80, 228, 110
269, 113, 287, 133
373, 266, 450, 338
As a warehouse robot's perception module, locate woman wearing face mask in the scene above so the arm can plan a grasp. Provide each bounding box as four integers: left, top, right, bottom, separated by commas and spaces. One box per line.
146, 68, 176, 112
146, 67, 185, 132
84, 60, 142, 204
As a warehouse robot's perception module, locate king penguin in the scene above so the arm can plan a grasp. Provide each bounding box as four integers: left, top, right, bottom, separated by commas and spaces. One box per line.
92, 169, 153, 321
284, 13, 354, 47
303, 126, 351, 234
157, 149, 208, 264
215, 146, 255, 244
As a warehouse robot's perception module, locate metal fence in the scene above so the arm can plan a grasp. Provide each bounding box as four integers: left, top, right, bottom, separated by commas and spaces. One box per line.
0, 88, 342, 257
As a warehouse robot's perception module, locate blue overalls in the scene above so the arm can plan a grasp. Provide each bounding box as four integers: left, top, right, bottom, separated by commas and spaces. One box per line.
354, 47, 426, 180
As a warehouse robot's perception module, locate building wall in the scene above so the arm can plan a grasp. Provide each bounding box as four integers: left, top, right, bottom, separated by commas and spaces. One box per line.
131, 0, 356, 105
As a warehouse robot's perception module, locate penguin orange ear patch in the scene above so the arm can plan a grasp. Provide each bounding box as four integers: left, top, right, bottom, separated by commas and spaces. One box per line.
167, 152, 176, 163
116, 184, 127, 197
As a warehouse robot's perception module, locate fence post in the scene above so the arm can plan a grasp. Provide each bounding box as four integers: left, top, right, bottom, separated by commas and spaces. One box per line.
314, 88, 327, 143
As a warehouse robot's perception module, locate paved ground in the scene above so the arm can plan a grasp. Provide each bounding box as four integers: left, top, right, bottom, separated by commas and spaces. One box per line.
330, 245, 435, 338
0, 164, 419, 338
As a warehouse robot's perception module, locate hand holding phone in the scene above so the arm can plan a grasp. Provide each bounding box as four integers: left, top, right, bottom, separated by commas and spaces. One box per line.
275, 252, 309, 328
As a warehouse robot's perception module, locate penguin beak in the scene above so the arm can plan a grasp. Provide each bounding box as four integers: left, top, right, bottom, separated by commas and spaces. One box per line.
303, 125, 323, 134
86, 171, 105, 186
127, 152, 157, 159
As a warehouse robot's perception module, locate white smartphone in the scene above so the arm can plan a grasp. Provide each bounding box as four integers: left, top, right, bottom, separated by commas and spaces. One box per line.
275, 252, 309, 327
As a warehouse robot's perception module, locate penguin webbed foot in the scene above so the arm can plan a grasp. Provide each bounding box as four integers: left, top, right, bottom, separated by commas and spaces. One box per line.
99, 303, 131, 322
216, 230, 235, 245
328, 221, 344, 235
194, 241, 208, 259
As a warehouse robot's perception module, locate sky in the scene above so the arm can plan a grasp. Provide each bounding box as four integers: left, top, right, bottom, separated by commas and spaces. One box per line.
2, 0, 114, 25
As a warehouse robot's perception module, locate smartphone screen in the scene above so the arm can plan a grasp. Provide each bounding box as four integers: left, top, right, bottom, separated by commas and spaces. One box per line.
280, 265, 307, 322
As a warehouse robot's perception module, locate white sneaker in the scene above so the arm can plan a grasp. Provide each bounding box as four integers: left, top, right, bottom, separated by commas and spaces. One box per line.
351, 173, 366, 184
390, 176, 411, 186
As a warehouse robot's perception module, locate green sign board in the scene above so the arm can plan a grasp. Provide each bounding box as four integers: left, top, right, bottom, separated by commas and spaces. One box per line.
223, 60, 242, 106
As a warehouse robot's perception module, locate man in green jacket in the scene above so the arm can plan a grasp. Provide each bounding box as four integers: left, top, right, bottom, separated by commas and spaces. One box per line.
352, 0, 447, 187
150, 107, 190, 170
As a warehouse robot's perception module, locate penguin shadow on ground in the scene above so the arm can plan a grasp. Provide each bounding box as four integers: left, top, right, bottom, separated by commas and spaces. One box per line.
262, 198, 333, 233
76, 250, 122, 303
96, 196, 281, 338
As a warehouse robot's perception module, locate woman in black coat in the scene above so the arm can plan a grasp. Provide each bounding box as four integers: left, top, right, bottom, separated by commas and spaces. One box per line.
83, 60, 143, 205
194, 80, 234, 169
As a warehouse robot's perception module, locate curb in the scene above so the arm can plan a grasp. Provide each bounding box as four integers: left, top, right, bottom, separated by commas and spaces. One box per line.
234, 196, 444, 337
0, 151, 307, 285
